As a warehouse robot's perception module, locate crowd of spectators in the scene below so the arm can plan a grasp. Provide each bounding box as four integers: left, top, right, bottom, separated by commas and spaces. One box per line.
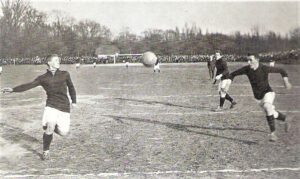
258, 49, 299, 64
0, 49, 299, 65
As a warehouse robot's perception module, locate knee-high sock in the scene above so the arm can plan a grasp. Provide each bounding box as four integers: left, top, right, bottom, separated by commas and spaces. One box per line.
275, 111, 286, 121
220, 97, 225, 107
43, 133, 53, 151
54, 124, 59, 134
266, 115, 275, 132
225, 94, 233, 103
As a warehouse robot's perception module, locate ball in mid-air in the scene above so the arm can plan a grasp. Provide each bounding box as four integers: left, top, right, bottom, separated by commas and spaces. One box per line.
142, 51, 157, 67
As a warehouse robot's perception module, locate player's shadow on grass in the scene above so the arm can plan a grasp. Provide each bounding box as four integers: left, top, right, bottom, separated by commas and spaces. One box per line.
0, 123, 42, 158
104, 115, 259, 145
115, 98, 211, 110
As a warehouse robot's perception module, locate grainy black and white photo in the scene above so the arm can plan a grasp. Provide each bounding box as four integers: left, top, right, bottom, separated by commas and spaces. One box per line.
0, 0, 299, 178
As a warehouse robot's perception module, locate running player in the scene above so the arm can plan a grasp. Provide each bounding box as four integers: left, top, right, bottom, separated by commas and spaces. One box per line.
214, 52, 236, 111
1, 54, 77, 159
125, 59, 129, 68
154, 58, 160, 73
229, 53, 292, 141
75, 58, 81, 69
269, 59, 275, 67
207, 55, 216, 80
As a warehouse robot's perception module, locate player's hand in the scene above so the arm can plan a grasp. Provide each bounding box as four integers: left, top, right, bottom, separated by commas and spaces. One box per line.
285, 82, 292, 90
71, 103, 77, 108
1, 87, 13, 93
215, 74, 222, 80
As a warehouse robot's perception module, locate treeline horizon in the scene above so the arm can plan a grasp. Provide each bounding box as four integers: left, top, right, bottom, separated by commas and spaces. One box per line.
0, 0, 299, 58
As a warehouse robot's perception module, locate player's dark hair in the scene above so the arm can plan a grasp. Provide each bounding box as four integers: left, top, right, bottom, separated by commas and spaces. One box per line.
247, 53, 260, 61
46, 54, 59, 62
247, 53, 259, 57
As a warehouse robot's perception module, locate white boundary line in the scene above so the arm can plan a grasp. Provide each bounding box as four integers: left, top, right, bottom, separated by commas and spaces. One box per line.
157, 94, 300, 98
2, 167, 300, 177
90, 93, 300, 99
120, 110, 300, 115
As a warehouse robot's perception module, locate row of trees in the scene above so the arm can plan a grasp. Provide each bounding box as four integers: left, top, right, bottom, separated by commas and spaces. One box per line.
0, 0, 299, 58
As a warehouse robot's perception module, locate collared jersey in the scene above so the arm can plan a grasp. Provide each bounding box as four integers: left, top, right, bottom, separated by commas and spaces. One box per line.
215, 58, 230, 80
13, 69, 76, 113
230, 64, 288, 100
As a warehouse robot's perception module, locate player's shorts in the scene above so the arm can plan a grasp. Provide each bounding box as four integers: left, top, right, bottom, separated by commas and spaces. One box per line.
154, 64, 160, 70
42, 107, 70, 135
256, 92, 275, 106
76, 63, 80, 67
269, 61, 275, 67
218, 79, 232, 93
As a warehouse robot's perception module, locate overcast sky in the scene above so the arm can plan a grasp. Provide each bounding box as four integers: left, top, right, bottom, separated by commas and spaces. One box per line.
30, 0, 299, 36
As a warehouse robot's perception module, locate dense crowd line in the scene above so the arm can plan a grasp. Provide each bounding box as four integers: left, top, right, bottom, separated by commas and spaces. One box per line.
0, 49, 299, 65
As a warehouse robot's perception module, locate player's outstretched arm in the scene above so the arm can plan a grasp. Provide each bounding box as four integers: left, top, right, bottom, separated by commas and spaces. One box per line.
10, 78, 41, 92
1, 87, 13, 93
229, 66, 248, 81
266, 66, 288, 77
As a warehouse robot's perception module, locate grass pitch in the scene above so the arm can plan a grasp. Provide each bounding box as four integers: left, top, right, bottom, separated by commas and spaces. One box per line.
0, 63, 299, 178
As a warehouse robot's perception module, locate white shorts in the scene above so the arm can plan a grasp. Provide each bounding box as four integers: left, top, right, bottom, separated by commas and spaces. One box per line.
256, 92, 275, 106
218, 79, 232, 93
42, 107, 70, 135
76, 63, 80, 67
154, 64, 160, 70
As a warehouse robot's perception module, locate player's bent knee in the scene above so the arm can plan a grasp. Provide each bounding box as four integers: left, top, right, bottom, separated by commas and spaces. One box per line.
44, 128, 54, 135
220, 89, 226, 97
263, 102, 273, 109
43, 123, 55, 135
262, 103, 274, 115
59, 131, 68, 136
56, 129, 69, 136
